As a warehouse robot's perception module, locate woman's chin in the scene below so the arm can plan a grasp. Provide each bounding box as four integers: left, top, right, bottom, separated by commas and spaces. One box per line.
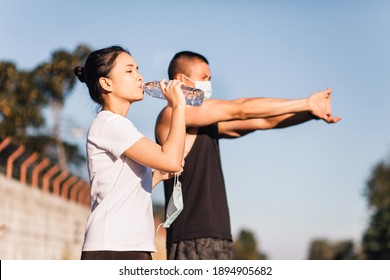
131, 95, 145, 103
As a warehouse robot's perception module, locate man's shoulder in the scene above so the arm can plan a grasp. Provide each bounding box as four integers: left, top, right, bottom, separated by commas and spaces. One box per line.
156, 106, 171, 124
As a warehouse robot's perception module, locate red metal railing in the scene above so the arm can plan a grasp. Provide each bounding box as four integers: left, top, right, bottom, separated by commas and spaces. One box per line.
0, 137, 90, 207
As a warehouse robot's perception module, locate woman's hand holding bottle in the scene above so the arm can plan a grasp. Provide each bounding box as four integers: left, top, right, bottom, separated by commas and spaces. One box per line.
160, 79, 186, 108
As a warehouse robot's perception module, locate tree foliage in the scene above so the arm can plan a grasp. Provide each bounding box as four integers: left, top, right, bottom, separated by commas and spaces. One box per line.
233, 229, 267, 260
362, 157, 390, 259
0, 62, 46, 140
308, 239, 357, 260
0, 44, 91, 172
34, 45, 90, 104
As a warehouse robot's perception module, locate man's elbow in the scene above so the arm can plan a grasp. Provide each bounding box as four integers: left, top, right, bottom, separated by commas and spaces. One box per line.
236, 103, 251, 120
230, 104, 246, 120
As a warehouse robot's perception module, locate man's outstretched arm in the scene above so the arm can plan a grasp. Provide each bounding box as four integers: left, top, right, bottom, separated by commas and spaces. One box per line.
155, 88, 340, 143
217, 89, 341, 138
217, 111, 341, 138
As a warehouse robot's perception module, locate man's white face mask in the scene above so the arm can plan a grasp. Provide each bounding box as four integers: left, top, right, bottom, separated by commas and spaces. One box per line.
194, 80, 213, 100
183, 75, 213, 99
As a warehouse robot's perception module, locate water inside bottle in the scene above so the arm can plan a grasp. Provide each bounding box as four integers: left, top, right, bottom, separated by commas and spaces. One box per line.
142, 81, 166, 99
142, 81, 204, 106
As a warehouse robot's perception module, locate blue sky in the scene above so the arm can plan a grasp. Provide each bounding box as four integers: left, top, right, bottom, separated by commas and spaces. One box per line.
1, 0, 389, 259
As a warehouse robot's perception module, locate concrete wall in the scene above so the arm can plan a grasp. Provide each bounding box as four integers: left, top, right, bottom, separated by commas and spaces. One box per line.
0, 174, 167, 260
0, 174, 89, 259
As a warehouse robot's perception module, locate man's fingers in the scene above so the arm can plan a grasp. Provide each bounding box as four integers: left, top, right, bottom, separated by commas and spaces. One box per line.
324, 116, 342, 123
332, 116, 342, 123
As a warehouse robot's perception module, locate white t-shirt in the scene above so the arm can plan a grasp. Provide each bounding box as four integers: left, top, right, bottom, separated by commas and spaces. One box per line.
82, 110, 155, 252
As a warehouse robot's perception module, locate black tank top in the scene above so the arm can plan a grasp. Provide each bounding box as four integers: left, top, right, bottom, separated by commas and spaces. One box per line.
163, 124, 232, 245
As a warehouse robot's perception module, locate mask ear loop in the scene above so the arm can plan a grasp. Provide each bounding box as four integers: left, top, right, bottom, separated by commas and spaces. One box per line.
181, 74, 195, 84
156, 222, 164, 235
156, 174, 179, 235
173, 173, 178, 188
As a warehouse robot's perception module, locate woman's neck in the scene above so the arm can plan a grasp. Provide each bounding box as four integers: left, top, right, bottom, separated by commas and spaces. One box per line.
102, 102, 131, 117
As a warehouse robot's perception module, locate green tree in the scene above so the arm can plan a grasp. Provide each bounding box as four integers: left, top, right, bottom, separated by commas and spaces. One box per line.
233, 229, 267, 260
308, 239, 334, 260
308, 239, 357, 260
0, 62, 46, 140
362, 157, 390, 259
0, 44, 91, 175
33, 44, 90, 170
333, 240, 356, 260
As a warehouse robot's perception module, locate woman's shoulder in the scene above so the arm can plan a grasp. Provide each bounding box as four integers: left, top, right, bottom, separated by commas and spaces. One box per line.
88, 111, 137, 136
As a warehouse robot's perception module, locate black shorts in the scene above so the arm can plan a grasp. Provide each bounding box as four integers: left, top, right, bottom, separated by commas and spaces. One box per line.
81, 250, 152, 260
167, 238, 233, 260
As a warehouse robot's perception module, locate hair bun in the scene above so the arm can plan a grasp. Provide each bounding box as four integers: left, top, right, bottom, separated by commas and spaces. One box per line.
74, 66, 86, 83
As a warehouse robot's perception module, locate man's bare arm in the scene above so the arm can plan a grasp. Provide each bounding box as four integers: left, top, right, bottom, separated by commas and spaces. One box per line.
218, 102, 341, 138
155, 88, 340, 143
217, 112, 323, 138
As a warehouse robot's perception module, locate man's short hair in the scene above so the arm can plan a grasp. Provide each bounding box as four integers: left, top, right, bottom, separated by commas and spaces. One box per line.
168, 51, 209, 80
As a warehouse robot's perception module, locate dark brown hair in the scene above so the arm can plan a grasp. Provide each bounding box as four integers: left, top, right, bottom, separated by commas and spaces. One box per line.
74, 45, 130, 106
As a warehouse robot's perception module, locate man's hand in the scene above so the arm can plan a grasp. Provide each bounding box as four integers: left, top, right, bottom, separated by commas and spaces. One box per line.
308, 88, 341, 123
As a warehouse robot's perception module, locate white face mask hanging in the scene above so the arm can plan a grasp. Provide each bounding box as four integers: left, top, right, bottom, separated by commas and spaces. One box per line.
158, 174, 183, 230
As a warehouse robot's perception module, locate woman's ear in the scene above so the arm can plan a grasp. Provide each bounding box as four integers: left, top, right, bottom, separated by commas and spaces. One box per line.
99, 77, 113, 92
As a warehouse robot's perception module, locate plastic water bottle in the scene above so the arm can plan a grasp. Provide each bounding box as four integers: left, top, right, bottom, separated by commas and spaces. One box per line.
142, 81, 204, 106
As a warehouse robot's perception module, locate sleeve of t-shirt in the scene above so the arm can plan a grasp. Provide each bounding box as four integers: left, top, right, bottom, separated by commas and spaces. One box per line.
92, 114, 144, 159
